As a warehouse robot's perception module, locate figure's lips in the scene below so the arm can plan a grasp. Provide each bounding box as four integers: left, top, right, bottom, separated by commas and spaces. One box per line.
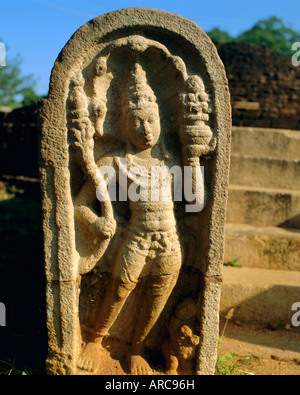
144, 133, 153, 143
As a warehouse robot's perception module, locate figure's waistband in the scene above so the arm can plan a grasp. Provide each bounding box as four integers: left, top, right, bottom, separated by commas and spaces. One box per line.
129, 202, 176, 232
130, 201, 174, 212
126, 223, 181, 256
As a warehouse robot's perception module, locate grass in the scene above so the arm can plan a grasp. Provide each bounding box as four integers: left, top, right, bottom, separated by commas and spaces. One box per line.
0, 358, 32, 375
224, 257, 242, 268
215, 352, 241, 375
215, 352, 257, 375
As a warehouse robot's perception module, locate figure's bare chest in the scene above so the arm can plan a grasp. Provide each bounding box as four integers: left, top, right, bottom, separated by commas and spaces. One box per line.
116, 156, 174, 202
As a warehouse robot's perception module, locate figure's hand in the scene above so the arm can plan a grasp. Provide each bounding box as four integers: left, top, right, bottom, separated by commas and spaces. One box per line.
93, 216, 116, 238
191, 335, 200, 346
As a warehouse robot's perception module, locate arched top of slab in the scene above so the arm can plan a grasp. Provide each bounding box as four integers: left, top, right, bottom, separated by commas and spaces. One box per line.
48, 8, 229, 102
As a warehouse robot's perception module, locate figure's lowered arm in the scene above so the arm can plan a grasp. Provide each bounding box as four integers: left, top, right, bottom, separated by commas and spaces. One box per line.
74, 180, 116, 238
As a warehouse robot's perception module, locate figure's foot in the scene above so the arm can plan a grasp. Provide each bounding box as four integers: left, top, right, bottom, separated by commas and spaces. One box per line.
166, 368, 178, 375
126, 354, 152, 375
78, 341, 102, 373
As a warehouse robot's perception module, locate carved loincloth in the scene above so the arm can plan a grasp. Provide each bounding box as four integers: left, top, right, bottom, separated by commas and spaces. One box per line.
112, 224, 182, 284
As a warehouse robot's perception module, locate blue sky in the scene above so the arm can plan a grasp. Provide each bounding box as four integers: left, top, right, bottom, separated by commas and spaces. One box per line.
1, 0, 300, 95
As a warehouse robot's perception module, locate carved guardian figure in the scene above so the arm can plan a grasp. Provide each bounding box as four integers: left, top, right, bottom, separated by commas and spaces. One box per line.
39, 8, 231, 375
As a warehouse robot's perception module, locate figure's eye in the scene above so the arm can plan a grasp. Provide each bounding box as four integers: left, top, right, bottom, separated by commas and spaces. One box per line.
134, 118, 141, 128
129, 116, 140, 128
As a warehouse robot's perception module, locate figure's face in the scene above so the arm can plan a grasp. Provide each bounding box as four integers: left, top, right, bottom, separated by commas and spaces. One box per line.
125, 104, 161, 150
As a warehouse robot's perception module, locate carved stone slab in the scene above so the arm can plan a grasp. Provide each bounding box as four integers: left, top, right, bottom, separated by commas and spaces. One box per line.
38, 8, 231, 375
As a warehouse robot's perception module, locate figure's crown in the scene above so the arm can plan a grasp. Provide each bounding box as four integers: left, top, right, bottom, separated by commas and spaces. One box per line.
122, 63, 157, 111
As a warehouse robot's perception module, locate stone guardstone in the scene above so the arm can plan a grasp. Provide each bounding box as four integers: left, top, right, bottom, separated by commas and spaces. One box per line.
38, 7, 231, 375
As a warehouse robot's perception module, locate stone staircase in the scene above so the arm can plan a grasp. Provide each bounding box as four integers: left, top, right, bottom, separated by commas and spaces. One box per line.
220, 126, 300, 326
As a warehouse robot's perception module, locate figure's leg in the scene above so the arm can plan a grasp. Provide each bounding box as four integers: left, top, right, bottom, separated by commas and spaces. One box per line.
93, 277, 136, 337
127, 268, 180, 375
78, 244, 146, 372
78, 278, 136, 372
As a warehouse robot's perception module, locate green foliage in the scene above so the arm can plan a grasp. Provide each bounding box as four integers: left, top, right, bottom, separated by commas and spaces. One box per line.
0, 41, 41, 108
224, 258, 241, 268
237, 16, 300, 56
21, 86, 41, 107
207, 27, 235, 44
207, 16, 300, 57
0, 358, 32, 375
215, 353, 241, 375
215, 353, 257, 375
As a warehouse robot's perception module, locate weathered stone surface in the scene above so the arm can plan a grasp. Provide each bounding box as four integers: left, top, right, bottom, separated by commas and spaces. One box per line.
217, 42, 300, 130
231, 127, 300, 161
224, 223, 300, 271
227, 185, 300, 227
220, 266, 300, 325
222, 116, 300, 327
39, 8, 231, 375
230, 155, 300, 191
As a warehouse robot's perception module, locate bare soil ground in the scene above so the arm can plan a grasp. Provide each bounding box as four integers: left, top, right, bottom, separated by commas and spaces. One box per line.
218, 318, 300, 375
75, 319, 300, 376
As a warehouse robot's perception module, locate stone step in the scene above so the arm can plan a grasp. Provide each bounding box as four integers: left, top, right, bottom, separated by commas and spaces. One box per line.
220, 266, 300, 325
227, 185, 300, 228
232, 126, 300, 160
229, 154, 300, 191
224, 223, 300, 271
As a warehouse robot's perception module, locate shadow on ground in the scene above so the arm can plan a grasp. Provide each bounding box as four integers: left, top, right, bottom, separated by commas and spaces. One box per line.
0, 179, 47, 374
220, 319, 300, 355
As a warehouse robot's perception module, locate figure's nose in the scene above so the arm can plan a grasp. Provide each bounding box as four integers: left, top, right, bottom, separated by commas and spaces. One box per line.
143, 121, 151, 135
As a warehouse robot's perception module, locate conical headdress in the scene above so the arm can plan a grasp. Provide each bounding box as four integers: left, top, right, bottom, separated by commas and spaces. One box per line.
122, 62, 158, 113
